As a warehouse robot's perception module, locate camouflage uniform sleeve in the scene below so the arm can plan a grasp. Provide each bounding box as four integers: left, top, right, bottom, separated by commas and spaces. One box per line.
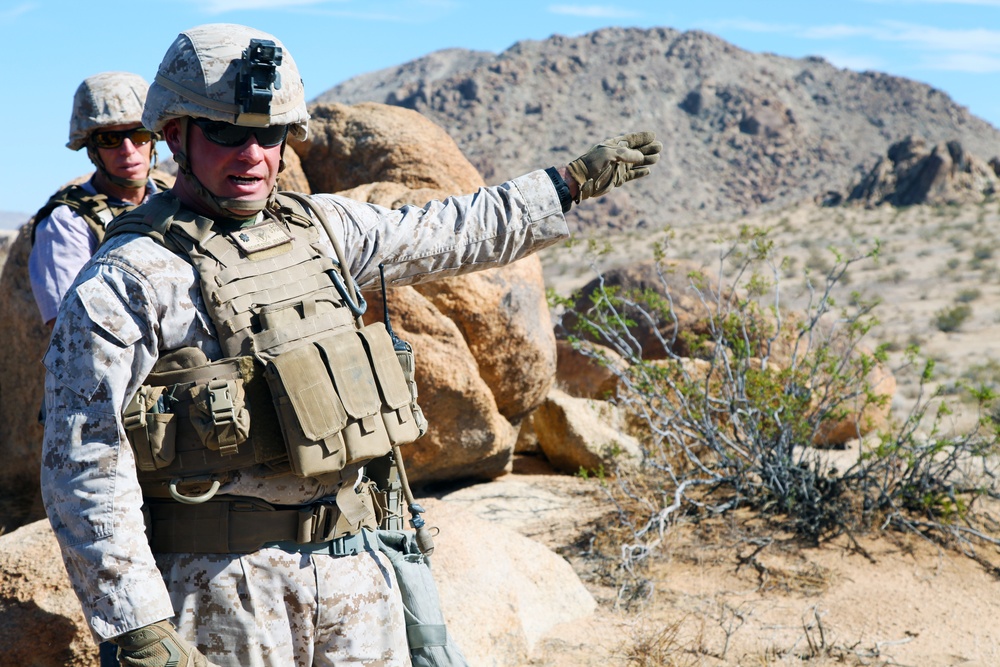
307, 169, 569, 288
39, 253, 174, 641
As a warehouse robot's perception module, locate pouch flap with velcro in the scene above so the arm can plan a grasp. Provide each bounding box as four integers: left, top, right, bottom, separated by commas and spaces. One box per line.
268, 344, 346, 440
358, 323, 413, 410
315, 331, 381, 418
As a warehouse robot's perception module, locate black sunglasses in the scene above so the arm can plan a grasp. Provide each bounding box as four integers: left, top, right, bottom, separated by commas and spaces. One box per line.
91, 127, 155, 149
191, 118, 288, 148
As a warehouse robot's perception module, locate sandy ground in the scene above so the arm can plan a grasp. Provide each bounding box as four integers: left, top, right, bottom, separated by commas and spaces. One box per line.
449, 467, 1000, 667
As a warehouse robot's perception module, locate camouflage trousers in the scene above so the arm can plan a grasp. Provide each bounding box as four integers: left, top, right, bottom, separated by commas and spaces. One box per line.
155, 542, 412, 667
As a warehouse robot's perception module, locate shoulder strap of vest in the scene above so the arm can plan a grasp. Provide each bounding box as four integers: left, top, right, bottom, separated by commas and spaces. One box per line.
151, 175, 173, 192
30, 183, 118, 246
102, 191, 212, 257
279, 192, 365, 326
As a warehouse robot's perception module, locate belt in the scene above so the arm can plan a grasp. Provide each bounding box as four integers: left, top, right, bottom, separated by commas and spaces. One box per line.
146, 489, 378, 554
263, 528, 376, 556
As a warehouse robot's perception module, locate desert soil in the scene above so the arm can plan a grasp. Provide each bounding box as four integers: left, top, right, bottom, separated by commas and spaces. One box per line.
502, 198, 1000, 666
447, 466, 1000, 667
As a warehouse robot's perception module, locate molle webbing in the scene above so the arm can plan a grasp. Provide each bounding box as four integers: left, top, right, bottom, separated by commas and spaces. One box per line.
108, 191, 421, 491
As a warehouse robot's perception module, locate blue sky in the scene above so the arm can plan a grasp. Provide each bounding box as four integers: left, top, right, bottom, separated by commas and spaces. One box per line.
2, 0, 999, 216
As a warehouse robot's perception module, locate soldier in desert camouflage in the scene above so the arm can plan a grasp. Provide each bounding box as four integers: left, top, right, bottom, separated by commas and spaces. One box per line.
29, 72, 167, 327
39, 23, 660, 667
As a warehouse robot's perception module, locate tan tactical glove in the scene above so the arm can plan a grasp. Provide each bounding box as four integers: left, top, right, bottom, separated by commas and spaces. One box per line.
567, 131, 662, 202
112, 620, 214, 667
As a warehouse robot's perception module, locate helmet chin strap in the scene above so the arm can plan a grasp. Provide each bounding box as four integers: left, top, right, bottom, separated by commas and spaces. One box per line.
87, 144, 148, 189
174, 117, 274, 222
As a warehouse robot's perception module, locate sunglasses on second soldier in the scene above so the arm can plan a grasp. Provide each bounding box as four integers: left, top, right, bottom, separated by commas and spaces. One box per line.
191, 118, 289, 148
91, 127, 156, 150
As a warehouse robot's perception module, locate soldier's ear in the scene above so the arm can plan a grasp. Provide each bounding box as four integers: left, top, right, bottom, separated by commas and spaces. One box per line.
162, 119, 183, 153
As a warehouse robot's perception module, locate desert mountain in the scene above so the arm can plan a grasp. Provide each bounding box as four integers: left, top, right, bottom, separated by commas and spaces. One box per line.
316, 26, 1000, 231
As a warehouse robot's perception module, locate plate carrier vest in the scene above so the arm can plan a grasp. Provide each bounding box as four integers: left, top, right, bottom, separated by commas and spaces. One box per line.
31, 177, 172, 246
103, 191, 424, 506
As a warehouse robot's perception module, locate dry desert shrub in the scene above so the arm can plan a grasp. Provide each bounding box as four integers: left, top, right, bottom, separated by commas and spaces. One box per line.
553, 224, 1000, 599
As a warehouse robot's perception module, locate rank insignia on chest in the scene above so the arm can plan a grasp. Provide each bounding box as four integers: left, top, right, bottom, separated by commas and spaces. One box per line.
228, 221, 293, 255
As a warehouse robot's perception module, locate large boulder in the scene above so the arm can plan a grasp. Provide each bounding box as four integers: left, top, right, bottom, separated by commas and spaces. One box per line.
0, 221, 48, 532
275, 143, 311, 193
424, 497, 597, 667
291, 101, 483, 195
0, 104, 557, 522
306, 102, 556, 482
415, 259, 556, 422
0, 520, 97, 667
848, 136, 1000, 207
532, 388, 642, 474
363, 287, 517, 484
555, 338, 622, 400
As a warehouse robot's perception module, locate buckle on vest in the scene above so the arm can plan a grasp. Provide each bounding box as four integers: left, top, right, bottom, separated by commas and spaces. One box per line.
208, 379, 239, 455
123, 391, 146, 431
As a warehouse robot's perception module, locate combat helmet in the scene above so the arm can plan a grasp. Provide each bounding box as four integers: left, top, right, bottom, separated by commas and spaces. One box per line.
68, 72, 156, 189
143, 24, 309, 220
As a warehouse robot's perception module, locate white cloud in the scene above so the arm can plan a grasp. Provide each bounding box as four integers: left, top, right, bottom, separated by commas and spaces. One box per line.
196, 0, 338, 14
0, 2, 35, 22
879, 21, 1000, 54
922, 52, 1000, 72
705, 18, 799, 34
547, 4, 640, 19
713, 17, 1000, 73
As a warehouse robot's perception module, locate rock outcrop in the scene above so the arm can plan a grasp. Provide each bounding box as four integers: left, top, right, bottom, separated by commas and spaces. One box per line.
0, 520, 96, 667
0, 169, 175, 533
0, 103, 558, 520
0, 221, 49, 532
848, 136, 1000, 207
531, 388, 642, 474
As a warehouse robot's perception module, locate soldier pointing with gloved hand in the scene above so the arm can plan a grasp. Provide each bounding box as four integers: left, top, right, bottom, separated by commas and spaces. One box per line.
39, 23, 660, 667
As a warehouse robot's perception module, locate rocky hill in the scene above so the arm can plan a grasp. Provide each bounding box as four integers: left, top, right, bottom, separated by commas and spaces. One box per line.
315, 26, 1000, 231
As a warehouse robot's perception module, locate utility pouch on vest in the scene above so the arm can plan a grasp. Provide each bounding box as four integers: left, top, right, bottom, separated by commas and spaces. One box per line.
188, 377, 251, 455
123, 385, 177, 472
128, 356, 286, 485
264, 322, 420, 478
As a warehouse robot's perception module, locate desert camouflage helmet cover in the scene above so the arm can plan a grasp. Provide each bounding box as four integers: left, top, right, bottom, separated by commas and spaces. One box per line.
67, 72, 149, 151
143, 24, 309, 140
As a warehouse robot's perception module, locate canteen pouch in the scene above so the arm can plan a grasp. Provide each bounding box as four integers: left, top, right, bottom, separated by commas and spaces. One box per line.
376, 530, 470, 667
123, 385, 178, 472
264, 323, 418, 479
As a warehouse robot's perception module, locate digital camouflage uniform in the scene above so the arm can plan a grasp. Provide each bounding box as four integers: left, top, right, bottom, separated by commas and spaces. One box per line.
40, 172, 568, 666
40, 22, 660, 667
